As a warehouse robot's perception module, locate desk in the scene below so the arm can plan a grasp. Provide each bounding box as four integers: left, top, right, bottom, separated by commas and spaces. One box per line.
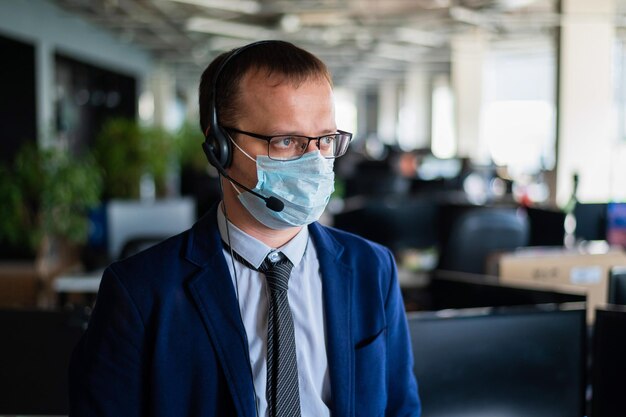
53, 271, 102, 306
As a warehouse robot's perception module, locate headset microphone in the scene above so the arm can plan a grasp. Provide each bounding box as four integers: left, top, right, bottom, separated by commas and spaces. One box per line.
202, 142, 285, 213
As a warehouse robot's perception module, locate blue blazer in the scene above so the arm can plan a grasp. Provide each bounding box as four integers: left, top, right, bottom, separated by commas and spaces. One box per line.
69, 205, 421, 416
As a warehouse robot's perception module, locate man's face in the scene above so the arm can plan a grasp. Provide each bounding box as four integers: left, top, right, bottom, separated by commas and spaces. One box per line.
226, 70, 336, 189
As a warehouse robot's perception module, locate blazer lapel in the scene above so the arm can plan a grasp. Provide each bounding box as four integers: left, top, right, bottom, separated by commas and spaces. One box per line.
185, 207, 257, 417
310, 222, 354, 417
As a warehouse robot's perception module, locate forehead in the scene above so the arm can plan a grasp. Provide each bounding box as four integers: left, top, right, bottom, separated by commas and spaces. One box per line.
236, 70, 335, 130
238, 68, 330, 94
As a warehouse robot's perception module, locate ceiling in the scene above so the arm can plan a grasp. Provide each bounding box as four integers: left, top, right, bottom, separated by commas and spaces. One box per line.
50, 0, 562, 89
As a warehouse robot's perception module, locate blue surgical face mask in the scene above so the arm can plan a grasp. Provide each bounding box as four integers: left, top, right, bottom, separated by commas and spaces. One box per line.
230, 141, 335, 230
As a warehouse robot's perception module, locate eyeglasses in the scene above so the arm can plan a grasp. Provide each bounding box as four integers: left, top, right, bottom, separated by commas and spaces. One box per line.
224, 126, 353, 161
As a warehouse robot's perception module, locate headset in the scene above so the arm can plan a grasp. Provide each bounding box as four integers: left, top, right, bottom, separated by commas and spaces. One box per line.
202, 40, 284, 212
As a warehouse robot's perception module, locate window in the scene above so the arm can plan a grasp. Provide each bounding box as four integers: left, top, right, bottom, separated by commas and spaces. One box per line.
480, 38, 557, 178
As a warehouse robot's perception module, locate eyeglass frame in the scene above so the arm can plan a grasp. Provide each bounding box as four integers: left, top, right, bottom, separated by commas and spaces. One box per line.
223, 126, 353, 161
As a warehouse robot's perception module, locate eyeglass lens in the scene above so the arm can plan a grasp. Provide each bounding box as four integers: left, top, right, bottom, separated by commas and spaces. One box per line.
268, 134, 351, 160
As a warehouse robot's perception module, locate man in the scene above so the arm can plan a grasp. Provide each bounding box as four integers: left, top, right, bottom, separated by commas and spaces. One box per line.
69, 40, 421, 417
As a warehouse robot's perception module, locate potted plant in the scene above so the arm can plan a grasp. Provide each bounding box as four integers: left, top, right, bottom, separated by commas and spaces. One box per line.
174, 121, 209, 173
94, 118, 174, 200
0, 143, 103, 306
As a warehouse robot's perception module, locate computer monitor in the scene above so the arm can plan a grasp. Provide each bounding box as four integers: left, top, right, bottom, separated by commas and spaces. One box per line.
591, 306, 626, 417
106, 198, 196, 260
0, 308, 87, 415
606, 202, 626, 248
574, 203, 607, 241
408, 304, 586, 417
417, 155, 462, 181
524, 206, 566, 247
333, 196, 438, 252
608, 266, 626, 305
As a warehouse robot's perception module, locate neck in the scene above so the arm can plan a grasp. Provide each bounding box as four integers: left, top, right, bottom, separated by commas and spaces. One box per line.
221, 177, 301, 248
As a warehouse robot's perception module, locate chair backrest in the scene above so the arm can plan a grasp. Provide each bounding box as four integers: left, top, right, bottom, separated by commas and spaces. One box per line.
438, 207, 529, 274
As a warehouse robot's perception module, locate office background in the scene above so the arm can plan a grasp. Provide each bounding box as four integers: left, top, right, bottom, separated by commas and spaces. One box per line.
1, 0, 626, 416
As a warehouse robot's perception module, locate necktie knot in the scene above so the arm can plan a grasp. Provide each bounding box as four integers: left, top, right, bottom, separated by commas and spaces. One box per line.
259, 253, 293, 293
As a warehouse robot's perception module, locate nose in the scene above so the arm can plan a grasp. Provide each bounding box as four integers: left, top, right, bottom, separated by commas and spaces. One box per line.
305, 138, 320, 154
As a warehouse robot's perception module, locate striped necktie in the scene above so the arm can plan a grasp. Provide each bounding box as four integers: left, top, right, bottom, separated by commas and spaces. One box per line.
222, 243, 301, 416
259, 253, 301, 417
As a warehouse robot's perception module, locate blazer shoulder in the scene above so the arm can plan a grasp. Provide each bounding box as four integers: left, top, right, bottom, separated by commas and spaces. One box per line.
107, 229, 196, 291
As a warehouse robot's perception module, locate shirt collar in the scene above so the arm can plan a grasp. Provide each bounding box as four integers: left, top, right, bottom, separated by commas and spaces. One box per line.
217, 203, 308, 269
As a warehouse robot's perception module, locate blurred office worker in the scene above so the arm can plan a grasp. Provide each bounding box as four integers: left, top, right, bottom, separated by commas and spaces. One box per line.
68, 40, 421, 417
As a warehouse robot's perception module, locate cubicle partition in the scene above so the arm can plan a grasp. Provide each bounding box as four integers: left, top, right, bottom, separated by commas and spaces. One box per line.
427, 270, 586, 311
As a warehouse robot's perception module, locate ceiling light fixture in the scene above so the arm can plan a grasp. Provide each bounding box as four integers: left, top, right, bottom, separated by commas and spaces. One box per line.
168, 0, 261, 15
186, 17, 275, 39
280, 14, 301, 33
395, 27, 445, 47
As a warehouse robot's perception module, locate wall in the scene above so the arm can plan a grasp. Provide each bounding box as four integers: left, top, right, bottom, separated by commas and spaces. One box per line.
0, 0, 153, 145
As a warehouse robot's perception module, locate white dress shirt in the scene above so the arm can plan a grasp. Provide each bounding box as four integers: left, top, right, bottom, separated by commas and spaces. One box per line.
217, 207, 331, 417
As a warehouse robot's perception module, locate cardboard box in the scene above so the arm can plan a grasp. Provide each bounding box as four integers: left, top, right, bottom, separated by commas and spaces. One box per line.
498, 248, 626, 322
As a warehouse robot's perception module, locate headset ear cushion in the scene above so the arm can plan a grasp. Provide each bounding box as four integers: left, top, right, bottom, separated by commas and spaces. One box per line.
216, 126, 232, 168
204, 127, 232, 169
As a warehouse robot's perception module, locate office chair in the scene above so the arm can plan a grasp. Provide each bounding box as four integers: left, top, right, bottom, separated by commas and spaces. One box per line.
438, 207, 530, 274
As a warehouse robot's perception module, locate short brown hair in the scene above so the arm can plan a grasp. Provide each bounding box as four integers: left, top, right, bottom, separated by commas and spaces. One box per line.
198, 40, 332, 135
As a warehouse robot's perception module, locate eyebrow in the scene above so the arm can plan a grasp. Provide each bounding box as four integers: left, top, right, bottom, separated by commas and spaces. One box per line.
269, 128, 338, 136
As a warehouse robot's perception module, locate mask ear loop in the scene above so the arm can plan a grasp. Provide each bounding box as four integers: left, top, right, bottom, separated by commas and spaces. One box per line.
229, 179, 243, 195
229, 133, 256, 162
224, 132, 256, 197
